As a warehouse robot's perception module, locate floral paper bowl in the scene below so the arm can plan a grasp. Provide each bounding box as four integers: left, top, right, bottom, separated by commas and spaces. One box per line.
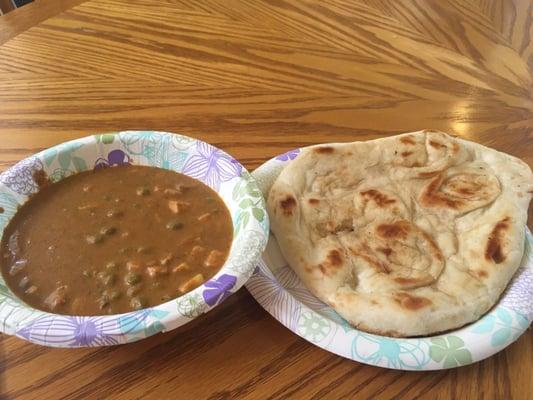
0, 131, 269, 347
246, 148, 533, 371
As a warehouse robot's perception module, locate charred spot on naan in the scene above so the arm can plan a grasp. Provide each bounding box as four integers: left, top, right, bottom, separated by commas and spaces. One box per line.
376, 221, 411, 240
349, 244, 391, 274
485, 217, 510, 264
327, 249, 343, 267
279, 195, 297, 215
394, 276, 434, 286
419, 171, 500, 213
377, 247, 392, 257
452, 142, 460, 153
360, 189, 397, 208
428, 140, 446, 149
417, 170, 443, 178
400, 136, 416, 145
349, 220, 445, 288
472, 270, 488, 279
393, 292, 432, 311
444, 173, 495, 198
314, 146, 334, 154
308, 198, 320, 205
393, 135, 428, 167
424, 130, 461, 158
314, 249, 345, 276
420, 174, 462, 209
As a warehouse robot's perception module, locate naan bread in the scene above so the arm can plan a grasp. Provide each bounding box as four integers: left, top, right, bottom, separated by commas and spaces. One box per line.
268, 130, 533, 337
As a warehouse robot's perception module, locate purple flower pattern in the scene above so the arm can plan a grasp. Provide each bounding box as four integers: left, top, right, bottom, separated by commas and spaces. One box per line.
182, 141, 242, 190
501, 265, 533, 319
246, 261, 302, 331
16, 315, 119, 347
0, 157, 44, 195
202, 274, 237, 306
94, 149, 132, 170
275, 148, 300, 161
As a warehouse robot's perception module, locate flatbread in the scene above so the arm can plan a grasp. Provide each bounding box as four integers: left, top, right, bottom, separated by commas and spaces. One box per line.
267, 130, 533, 337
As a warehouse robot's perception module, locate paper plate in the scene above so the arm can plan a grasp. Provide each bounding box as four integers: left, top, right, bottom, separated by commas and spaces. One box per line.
0, 131, 269, 347
246, 149, 532, 371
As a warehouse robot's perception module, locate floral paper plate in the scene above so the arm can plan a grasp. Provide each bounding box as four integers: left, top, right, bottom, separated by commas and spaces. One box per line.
246, 149, 532, 371
0, 131, 269, 347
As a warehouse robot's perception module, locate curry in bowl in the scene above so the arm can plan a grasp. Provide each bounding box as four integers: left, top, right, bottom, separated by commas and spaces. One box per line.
0, 165, 233, 316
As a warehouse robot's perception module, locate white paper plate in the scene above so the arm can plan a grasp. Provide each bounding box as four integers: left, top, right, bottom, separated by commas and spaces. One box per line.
246, 148, 532, 371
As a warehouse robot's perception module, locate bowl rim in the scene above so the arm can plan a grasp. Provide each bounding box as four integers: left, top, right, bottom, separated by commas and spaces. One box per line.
0, 130, 269, 347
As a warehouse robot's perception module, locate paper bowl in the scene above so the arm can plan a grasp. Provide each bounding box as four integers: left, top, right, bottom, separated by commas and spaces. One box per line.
246, 148, 532, 370
0, 131, 269, 347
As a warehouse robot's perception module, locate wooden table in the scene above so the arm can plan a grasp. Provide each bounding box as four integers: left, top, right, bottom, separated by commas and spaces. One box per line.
0, 1, 531, 399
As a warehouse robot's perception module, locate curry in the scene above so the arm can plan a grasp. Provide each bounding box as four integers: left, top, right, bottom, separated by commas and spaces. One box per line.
0, 165, 233, 315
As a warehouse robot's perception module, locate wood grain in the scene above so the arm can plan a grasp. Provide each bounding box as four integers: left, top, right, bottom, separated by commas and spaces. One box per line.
0, 0, 15, 16
0, 0, 532, 399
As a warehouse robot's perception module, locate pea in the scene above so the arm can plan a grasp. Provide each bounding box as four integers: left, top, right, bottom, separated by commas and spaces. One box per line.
97, 272, 116, 286
136, 186, 150, 196
125, 272, 141, 286
166, 220, 183, 230
19, 276, 30, 288
132, 203, 141, 209
86, 234, 104, 244
106, 209, 123, 218
100, 226, 117, 236
130, 297, 146, 310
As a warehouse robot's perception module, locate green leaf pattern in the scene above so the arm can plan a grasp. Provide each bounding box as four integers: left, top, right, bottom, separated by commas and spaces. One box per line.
37, 142, 87, 177
118, 132, 189, 171
0, 192, 19, 229
49, 168, 75, 183
176, 293, 207, 318
94, 133, 116, 144
296, 312, 331, 343
232, 171, 266, 236
430, 336, 472, 368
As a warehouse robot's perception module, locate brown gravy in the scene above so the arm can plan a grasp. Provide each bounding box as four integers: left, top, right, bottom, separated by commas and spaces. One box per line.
0, 165, 233, 315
